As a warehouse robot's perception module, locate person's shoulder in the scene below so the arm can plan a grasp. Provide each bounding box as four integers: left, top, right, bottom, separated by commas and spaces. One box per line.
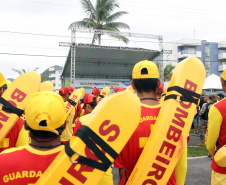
11, 117, 24, 130
78, 114, 90, 124
141, 103, 161, 109
213, 98, 226, 110
0, 145, 27, 155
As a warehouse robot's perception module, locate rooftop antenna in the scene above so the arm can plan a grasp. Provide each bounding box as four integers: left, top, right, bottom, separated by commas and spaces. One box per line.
194, 27, 195, 39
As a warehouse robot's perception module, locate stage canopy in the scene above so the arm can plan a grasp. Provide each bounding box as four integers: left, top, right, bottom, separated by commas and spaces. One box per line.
62, 43, 160, 79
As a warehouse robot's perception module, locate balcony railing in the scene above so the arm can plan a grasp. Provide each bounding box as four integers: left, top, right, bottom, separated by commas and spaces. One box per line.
181, 50, 196, 54
178, 50, 201, 58
218, 41, 226, 49
218, 53, 226, 60
218, 63, 226, 72
49, 73, 56, 78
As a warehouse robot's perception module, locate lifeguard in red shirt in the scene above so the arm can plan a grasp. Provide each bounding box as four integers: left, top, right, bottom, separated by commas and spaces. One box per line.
206, 69, 226, 184
114, 60, 176, 185
0, 72, 29, 153
92, 87, 101, 99
0, 91, 67, 184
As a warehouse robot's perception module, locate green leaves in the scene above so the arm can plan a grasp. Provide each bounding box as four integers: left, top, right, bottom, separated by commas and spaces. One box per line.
11, 67, 39, 75
69, 0, 129, 45
156, 62, 175, 81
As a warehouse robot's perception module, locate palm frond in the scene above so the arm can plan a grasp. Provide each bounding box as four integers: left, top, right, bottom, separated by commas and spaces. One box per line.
105, 11, 128, 23
11, 68, 22, 75
69, 20, 96, 30
22, 69, 26, 73
108, 34, 129, 44
33, 67, 39, 72
81, 0, 97, 20
105, 0, 119, 13
164, 64, 174, 81
104, 22, 130, 30
69, 0, 129, 45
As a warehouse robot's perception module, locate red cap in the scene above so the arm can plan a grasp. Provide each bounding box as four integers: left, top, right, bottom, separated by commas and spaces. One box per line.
59, 87, 69, 95
113, 87, 121, 92
157, 83, 163, 93
84, 93, 96, 104
67, 87, 74, 94
92, 88, 100, 95
119, 88, 125, 92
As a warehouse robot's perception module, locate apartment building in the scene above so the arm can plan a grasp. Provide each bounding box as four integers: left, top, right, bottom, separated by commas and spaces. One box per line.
164, 38, 225, 77
41, 65, 63, 92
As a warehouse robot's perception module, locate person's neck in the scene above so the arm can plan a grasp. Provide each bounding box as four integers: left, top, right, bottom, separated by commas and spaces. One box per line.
137, 92, 160, 106
29, 136, 62, 151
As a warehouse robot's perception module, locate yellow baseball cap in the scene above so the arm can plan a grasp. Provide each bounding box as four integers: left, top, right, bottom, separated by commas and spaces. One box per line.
0, 72, 6, 88
25, 91, 66, 135
132, 60, 159, 79
221, 69, 226, 81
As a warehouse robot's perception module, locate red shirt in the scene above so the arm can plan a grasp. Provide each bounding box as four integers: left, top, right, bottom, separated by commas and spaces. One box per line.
209, 99, 226, 174
115, 103, 176, 185
0, 145, 64, 184
0, 118, 25, 153
74, 102, 82, 120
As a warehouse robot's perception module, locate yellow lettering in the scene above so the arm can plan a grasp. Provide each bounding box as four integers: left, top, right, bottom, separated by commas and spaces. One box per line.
9, 173, 15, 180
22, 171, 29, 178
146, 116, 149, 120
36, 171, 42, 177
143, 117, 146, 121
29, 171, 36, 178
150, 116, 153, 120
154, 116, 157, 120
139, 137, 148, 148
139, 118, 143, 122
151, 124, 155, 132
16, 171, 22, 179
3, 175, 9, 183
0, 138, 9, 148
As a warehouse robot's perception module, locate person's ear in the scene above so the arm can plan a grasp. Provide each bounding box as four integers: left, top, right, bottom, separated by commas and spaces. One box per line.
156, 79, 161, 89
131, 80, 137, 91
23, 120, 29, 130
63, 120, 68, 130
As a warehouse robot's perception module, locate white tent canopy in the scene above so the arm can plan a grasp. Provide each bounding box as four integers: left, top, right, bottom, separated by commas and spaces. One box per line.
202, 74, 222, 91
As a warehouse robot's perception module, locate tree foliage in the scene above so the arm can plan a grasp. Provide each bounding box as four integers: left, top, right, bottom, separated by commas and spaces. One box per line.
11, 67, 39, 75
69, 0, 129, 45
156, 62, 174, 81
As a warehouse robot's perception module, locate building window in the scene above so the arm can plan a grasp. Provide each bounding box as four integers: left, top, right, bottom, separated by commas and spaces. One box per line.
219, 49, 226, 54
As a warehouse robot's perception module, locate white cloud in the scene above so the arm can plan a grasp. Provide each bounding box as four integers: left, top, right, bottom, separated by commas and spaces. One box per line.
1, 0, 226, 79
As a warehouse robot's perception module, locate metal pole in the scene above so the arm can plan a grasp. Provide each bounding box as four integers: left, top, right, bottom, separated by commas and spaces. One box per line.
71, 28, 76, 88
159, 37, 164, 84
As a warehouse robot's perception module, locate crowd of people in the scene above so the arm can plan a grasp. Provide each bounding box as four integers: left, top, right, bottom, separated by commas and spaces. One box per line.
0, 60, 226, 185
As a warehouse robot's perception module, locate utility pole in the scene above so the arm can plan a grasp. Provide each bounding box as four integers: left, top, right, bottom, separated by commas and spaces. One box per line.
158, 37, 164, 84
71, 28, 76, 87
59, 28, 76, 87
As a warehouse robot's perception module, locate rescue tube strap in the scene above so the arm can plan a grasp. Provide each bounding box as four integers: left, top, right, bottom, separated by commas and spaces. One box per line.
0, 97, 24, 117
99, 95, 104, 98
65, 125, 118, 171
67, 99, 77, 107
164, 86, 200, 105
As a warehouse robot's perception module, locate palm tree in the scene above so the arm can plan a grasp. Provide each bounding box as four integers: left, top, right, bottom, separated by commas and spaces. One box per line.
164, 64, 174, 81
11, 67, 39, 75
69, 0, 130, 45
156, 62, 174, 82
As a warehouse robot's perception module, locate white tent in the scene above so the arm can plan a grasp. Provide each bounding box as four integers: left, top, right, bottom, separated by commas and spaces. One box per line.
202, 74, 222, 92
